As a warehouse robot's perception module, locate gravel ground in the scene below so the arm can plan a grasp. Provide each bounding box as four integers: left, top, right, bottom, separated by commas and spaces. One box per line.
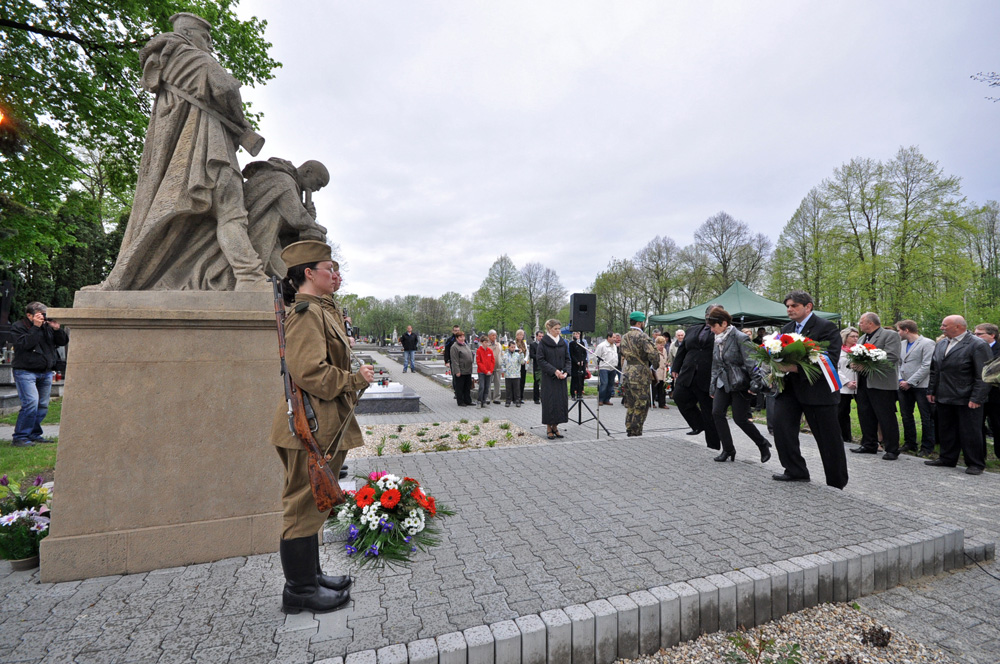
622, 603, 957, 664
346, 418, 535, 458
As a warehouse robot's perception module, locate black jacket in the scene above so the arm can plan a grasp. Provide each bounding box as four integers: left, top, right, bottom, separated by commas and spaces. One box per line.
672, 323, 714, 392
778, 314, 841, 406
537, 335, 571, 425
928, 333, 991, 406
400, 332, 419, 351
444, 334, 457, 365
12, 318, 69, 372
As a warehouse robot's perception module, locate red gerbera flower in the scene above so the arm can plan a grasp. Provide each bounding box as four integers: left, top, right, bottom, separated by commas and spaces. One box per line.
780, 334, 794, 346
355, 485, 376, 508
863, 343, 878, 350
380, 488, 402, 508
404, 477, 420, 485
426, 496, 437, 516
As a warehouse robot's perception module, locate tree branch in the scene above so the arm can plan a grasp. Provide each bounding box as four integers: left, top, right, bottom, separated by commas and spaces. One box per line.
0, 18, 93, 50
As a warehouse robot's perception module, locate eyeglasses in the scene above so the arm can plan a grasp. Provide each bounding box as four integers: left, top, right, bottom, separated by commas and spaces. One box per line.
974, 331, 991, 336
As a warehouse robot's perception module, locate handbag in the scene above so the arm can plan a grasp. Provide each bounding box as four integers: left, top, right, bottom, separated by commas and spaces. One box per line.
727, 363, 750, 392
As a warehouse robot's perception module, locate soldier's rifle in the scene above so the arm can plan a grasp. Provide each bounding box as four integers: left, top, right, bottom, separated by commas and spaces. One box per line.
269, 276, 345, 512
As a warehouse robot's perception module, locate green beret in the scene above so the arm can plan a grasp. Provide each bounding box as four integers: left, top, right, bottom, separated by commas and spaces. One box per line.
281, 241, 334, 269
629, 311, 646, 322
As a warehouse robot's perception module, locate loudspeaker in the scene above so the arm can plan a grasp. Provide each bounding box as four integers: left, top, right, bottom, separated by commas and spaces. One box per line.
569, 293, 597, 332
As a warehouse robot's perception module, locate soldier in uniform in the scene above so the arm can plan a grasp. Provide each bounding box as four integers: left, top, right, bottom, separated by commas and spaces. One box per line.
621, 311, 660, 436
270, 241, 375, 614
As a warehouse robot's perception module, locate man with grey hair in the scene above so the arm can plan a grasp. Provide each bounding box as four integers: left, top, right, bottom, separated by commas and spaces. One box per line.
926, 315, 991, 475
850, 312, 902, 459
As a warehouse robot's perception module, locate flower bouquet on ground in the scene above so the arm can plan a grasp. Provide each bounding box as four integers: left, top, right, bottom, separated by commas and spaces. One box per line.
746, 333, 829, 392
846, 343, 893, 377
328, 471, 453, 570
0, 474, 51, 563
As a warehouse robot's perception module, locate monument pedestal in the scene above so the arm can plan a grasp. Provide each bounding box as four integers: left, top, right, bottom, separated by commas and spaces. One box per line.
40, 291, 285, 582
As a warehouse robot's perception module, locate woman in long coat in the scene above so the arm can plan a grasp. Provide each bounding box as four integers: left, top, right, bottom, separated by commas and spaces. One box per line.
537, 318, 571, 439
707, 306, 771, 463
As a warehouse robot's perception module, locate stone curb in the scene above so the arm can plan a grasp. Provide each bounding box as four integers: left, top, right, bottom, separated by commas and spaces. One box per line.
335, 524, 991, 664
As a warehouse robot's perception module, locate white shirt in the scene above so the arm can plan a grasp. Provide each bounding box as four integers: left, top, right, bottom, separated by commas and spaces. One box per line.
594, 340, 618, 369
945, 331, 968, 356
793, 312, 813, 334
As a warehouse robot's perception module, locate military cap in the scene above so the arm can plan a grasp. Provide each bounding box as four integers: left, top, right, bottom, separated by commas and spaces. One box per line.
169, 12, 212, 31
629, 311, 646, 322
281, 241, 337, 270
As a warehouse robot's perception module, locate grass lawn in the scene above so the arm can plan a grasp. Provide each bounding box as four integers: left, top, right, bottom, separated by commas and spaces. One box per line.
1, 398, 62, 484
749, 397, 1000, 471
0, 397, 62, 426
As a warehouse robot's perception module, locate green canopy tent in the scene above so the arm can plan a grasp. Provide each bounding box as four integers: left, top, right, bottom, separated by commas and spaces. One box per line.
648, 281, 841, 328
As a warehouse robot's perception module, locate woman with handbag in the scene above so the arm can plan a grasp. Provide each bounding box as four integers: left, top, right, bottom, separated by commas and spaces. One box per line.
707, 306, 771, 463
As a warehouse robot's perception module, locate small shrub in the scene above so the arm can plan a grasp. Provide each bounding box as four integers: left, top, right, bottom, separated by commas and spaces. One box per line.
723, 631, 802, 664
388, 434, 398, 439
504, 431, 513, 440
457, 433, 471, 444
486, 439, 497, 447
438, 433, 450, 439
365, 429, 373, 435
499, 422, 510, 430
432, 422, 440, 426
481, 416, 490, 423
376, 436, 386, 457
434, 443, 451, 452
459, 418, 468, 424
470, 425, 480, 436
399, 441, 412, 453
452, 426, 461, 432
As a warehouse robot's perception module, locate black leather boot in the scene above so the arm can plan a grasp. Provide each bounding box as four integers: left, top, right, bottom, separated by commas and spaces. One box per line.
279, 537, 350, 614
314, 537, 352, 591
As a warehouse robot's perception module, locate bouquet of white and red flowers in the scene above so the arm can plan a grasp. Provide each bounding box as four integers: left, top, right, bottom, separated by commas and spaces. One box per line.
846, 343, 893, 377
747, 333, 829, 392
329, 471, 453, 570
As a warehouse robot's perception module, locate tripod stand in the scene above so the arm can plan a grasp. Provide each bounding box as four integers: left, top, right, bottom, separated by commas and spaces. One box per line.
566, 342, 613, 438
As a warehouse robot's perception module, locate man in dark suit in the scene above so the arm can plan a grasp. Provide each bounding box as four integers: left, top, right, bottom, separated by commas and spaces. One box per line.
973, 323, 1000, 459
926, 315, 991, 475
850, 312, 902, 459
771, 290, 848, 488
671, 306, 721, 450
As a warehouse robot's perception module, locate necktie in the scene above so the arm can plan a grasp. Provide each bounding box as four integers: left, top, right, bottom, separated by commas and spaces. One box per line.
795, 322, 803, 334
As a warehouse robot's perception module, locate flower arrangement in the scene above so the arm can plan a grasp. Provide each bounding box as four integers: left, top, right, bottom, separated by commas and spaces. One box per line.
0, 474, 51, 561
329, 471, 453, 570
846, 343, 893, 377
747, 333, 829, 392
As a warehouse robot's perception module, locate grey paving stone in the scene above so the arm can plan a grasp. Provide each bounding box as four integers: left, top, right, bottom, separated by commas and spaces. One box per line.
687, 578, 718, 636
489, 620, 521, 664
540, 609, 571, 664
585, 599, 617, 664
375, 643, 408, 664
437, 631, 468, 664
648, 586, 680, 649
345, 651, 378, 664
464, 625, 494, 664
721, 571, 753, 630
704, 575, 736, 634
628, 590, 659, 656
408, 637, 439, 664
564, 604, 595, 664
759, 563, 788, 620
740, 567, 771, 626
776, 560, 804, 613
514, 615, 546, 664
607, 594, 638, 660
667, 581, 699, 644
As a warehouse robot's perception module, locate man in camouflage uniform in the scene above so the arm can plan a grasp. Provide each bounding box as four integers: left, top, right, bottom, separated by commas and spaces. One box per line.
621, 311, 659, 436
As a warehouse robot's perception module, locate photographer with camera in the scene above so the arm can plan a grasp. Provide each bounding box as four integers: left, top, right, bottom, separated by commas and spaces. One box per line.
10, 302, 69, 447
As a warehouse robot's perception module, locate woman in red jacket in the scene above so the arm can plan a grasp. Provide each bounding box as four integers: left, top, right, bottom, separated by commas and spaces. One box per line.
476, 335, 496, 408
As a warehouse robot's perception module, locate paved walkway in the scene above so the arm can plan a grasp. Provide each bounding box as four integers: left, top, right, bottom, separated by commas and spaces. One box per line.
0, 353, 997, 663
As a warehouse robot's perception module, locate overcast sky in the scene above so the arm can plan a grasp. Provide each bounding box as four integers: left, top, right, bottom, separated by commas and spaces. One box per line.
235, 0, 1000, 300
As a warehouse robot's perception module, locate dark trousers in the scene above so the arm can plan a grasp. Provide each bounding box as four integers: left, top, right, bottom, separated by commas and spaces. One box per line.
453, 374, 473, 405
570, 367, 586, 398
673, 381, 721, 449
713, 389, 770, 456
837, 393, 855, 442
899, 386, 935, 453
505, 377, 521, 405
856, 378, 899, 454
772, 392, 849, 489
533, 364, 542, 403
936, 402, 985, 469
478, 373, 492, 404
519, 366, 527, 402
982, 396, 1000, 459
652, 380, 666, 408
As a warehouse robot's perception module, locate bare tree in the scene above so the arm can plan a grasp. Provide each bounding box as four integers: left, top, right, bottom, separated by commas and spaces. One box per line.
693, 211, 773, 291
674, 245, 712, 308
537, 267, 568, 327
632, 235, 680, 313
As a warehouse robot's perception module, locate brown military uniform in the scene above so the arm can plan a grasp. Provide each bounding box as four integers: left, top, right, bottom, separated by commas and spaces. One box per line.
270, 292, 368, 539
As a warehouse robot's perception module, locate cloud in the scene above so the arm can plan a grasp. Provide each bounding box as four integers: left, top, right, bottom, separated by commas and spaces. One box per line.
237, 0, 1000, 299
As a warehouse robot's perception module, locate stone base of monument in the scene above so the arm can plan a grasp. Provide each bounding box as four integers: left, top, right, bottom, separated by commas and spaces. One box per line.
356, 381, 420, 414
39, 291, 286, 582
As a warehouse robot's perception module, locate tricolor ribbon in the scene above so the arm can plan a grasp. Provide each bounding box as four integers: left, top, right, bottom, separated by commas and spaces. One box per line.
817, 353, 842, 393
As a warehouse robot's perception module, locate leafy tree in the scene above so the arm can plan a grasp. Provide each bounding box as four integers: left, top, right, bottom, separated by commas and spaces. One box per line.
473, 255, 527, 334
414, 297, 451, 336
439, 291, 474, 329
591, 258, 643, 336
631, 235, 680, 313
0, 0, 280, 262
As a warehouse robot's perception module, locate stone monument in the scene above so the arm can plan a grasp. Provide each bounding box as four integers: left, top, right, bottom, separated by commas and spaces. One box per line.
40, 13, 333, 581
